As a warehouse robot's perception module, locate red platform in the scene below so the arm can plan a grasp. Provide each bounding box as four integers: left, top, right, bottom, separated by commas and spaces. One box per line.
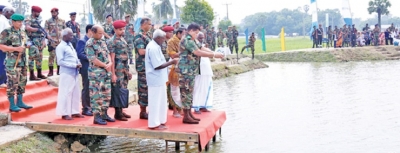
0, 80, 226, 151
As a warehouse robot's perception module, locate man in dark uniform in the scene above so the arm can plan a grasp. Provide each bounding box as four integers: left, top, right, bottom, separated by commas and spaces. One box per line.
232, 26, 239, 54
351, 24, 357, 47
241, 32, 256, 59
312, 26, 318, 48
317, 24, 323, 47
133, 18, 152, 120
65, 12, 80, 49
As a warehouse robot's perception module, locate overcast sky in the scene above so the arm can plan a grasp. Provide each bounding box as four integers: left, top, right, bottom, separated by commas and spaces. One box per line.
1, 0, 399, 24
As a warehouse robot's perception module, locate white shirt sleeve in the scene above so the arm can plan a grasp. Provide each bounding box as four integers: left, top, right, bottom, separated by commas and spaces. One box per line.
148, 46, 164, 70
56, 43, 78, 68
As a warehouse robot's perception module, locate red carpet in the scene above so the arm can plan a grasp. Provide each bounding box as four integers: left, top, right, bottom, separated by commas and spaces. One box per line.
0, 80, 226, 150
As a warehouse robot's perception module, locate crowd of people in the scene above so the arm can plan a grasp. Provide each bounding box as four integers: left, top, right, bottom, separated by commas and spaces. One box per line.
312, 23, 399, 48
0, 5, 227, 130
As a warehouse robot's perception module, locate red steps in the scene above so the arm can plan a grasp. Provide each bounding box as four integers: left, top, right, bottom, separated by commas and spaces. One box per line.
0, 80, 58, 121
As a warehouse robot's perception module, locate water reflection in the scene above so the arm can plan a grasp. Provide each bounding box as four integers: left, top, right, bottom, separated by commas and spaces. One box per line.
95, 61, 400, 153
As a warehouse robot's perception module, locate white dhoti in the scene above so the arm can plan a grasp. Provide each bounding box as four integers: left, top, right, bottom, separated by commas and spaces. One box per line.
192, 57, 213, 111
148, 85, 168, 128
56, 73, 81, 116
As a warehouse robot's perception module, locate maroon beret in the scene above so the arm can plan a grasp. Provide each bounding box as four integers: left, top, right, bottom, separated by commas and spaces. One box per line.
51, 8, 58, 12
113, 20, 127, 29
31, 6, 42, 13
162, 26, 174, 32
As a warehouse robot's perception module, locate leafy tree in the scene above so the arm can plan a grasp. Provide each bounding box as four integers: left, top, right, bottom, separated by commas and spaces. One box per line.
91, 0, 140, 23
367, 0, 392, 28
8, 0, 29, 15
152, 0, 173, 21
181, 0, 214, 26
218, 20, 232, 31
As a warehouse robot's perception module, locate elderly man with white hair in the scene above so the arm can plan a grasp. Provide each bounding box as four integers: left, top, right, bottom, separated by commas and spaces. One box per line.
145, 29, 179, 130
0, 6, 14, 88
55, 28, 84, 120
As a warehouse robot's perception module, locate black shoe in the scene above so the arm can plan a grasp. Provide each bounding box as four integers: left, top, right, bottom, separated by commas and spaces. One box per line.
93, 113, 107, 125
82, 110, 93, 116
102, 109, 115, 122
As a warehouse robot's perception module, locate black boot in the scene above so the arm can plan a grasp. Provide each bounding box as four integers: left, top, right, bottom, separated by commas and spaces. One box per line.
29, 70, 41, 81
188, 109, 201, 121
102, 107, 115, 122
183, 109, 199, 124
57, 66, 60, 75
114, 107, 128, 121
37, 69, 47, 79
93, 113, 107, 125
47, 66, 54, 77
139, 106, 148, 120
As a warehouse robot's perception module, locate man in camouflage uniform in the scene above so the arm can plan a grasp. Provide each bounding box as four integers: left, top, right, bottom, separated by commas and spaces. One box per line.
373, 24, 380, 46
45, 8, 65, 76
0, 14, 33, 112
65, 12, 80, 49
241, 32, 256, 59
123, 14, 135, 64
206, 26, 213, 50
232, 26, 239, 54
103, 15, 114, 41
108, 20, 132, 121
226, 26, 233, 51
85, 25, 115, 125
327, 26, 333, 47
342, 24, 348, 47
25, 6, 50, 81
133, 18, 152, 120
211, 27, 217, 50
161, 26, 174, 61
177, 23, 224, 124
217, 28, 225, 47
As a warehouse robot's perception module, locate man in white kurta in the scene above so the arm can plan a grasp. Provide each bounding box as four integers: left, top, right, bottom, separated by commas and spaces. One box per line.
145, 29, 178, 129
0, 6, 13, 88
55, 28, 84, 120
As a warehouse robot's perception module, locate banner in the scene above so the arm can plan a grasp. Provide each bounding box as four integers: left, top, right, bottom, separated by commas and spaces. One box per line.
341, 0, 353, 26
245, 28, 249, 52
309, 0, 318, 37
88, 13, 94, 24
280, 27, 285, 51
261, 28, 266, 52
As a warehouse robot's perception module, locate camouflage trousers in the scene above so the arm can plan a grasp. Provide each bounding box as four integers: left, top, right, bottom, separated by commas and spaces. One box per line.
179, 74, 195, 109
114, 62, 129, 89
231, 41, 239, 54
6, 66, 27, 97
211, 41, 216, 51
28, 38, 44, 70
127, 45, 133, 60
48, 42, 59, 67
137, 71, 148, 107
89, 69, 111, 114
218, 39, 224, 47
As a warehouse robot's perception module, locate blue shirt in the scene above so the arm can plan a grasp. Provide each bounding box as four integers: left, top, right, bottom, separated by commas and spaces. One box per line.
56, 40, 80, 76
76, 35, 89, 61
145, 40, 168, 87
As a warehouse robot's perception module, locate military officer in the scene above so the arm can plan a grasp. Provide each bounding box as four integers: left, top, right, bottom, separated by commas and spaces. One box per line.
133, 17, 152, 120
123, 14, 135, 64
103, 14, 114, 41
65, 12, 80, 49
45, 7, 65, 76
211, 27, 217, 50
85, 25, 115, 125
241, 32, 256, 59
177, 23, 224, 124
0, 14, 33, 112
206, 26, 213, 50
226, 26, 233, 51
107, 20, 132, 121
217, 28, 225, 47
232, 26, 239, 54
25, 6, 51, 81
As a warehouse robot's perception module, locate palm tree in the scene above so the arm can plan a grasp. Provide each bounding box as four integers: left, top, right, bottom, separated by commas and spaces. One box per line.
91, 0, 141, 23
367, 0, 392, 28
152, 0, 173, 22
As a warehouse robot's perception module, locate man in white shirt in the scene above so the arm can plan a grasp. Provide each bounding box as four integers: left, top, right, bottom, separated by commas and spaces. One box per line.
55, 28, 84, 120
145, 29, 178, 130
0, 6, 13, 88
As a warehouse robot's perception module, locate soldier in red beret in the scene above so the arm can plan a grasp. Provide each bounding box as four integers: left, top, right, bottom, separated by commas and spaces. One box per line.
25, 6, 52, 81
161, 26, 174, 61
107, 20, 132, 121
45, 7, 65, 76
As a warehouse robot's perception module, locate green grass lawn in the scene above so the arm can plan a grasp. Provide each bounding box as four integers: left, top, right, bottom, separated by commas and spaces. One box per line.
237, 37, 312, 54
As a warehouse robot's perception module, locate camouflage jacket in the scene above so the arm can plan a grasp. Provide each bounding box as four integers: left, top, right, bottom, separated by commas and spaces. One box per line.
225, 30, 233, 42
124, 22, 134, 49
161, 40, 169, 61
0, 27, 28, 67
45, 17, 65, 42
107, 35, 129, 63
86, 38, 110, 70
206, 29, 213, 43
103, 22, 114, 38
217, 31, 224, 42
177, 34, 200, 75
212, 31, 217, 42
25, 15, 44, 38
133, 29, 152, 72
249, 35, 256, 45
232, 29, 239, 42
65, 20, 80, 37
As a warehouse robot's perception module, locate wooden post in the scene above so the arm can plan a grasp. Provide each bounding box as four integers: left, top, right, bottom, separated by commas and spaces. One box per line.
175, 141, 180, 151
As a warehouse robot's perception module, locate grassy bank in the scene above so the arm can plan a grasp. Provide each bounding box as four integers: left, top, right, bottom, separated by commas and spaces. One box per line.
0, 133, 57, 153
237, 37, 312, 54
